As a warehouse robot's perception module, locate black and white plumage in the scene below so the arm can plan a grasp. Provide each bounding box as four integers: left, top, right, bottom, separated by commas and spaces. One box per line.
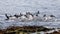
43, 14, 56, 21
5, 14, 17, 20
5, 11, 56, 22
50, 15, 55, 17
5, 14, 9, 20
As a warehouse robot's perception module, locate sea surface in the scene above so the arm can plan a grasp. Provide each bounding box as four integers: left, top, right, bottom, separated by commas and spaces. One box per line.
0, 0, 60, 32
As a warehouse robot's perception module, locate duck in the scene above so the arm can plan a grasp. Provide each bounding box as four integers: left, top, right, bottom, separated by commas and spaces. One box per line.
5, 14, 17, 20
43, 14, 55, 21
14, 13, 23, 18
18, 12, 34, 22
26, 12, 34, 20
26, 11, 42, 21
17, 13, 28, 21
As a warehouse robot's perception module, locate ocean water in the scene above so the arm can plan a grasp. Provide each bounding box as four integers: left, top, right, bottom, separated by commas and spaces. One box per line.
0, 0, 60, 30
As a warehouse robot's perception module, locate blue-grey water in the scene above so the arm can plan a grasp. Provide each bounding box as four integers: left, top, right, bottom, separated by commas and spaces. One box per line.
0, 0, 60, 31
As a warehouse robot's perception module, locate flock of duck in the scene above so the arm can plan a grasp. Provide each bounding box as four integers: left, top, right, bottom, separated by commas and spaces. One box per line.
5, 11, 56, 22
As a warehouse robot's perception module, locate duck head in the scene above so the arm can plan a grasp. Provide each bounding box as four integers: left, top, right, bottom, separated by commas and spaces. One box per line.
5, 14, 9, 20
35, 11, 40, 17
14, 14, 19, 18
20, 13, 23, 16
43, 14, 46, 17
50, 15, 55, 17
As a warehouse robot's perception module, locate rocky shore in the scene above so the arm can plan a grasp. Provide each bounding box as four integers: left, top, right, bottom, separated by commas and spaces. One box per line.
0, 26, 53, 34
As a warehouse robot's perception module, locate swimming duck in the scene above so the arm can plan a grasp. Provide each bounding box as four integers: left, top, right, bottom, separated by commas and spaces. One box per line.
26, 12, 34, 20
18, 12, 34, 22
18, 15, 28, 22
43, 14, 55, 21
5, 14, 17, 20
